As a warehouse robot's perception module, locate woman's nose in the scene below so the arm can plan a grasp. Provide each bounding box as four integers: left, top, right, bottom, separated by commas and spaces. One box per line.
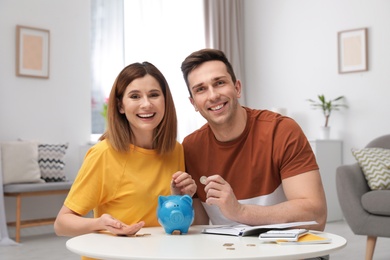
140, 97, 152, 108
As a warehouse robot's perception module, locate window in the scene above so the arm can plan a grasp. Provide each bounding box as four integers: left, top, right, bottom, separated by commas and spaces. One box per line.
91, 0, 206, 142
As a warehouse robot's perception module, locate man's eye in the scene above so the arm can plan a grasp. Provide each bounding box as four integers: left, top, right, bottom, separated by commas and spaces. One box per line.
217, 80, 225, 85
195, 87, 205, 93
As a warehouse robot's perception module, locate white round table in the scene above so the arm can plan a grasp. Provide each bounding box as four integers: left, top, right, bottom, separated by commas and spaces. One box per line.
66, 225, 347, 260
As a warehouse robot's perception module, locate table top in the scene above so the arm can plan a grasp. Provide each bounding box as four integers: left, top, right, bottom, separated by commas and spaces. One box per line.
66, 225, 347, 260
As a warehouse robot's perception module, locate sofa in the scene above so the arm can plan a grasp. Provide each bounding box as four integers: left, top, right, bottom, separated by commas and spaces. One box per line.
1, 140, 72, 242
336, 134, 390, 260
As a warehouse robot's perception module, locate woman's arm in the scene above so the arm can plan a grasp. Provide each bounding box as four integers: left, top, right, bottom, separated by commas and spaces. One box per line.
54, 205, 144, 237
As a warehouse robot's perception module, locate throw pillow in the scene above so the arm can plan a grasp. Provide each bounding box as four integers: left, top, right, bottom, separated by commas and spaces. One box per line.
351, 147, 390, 190
38, 143, 69, 182
0, 141, 43, 185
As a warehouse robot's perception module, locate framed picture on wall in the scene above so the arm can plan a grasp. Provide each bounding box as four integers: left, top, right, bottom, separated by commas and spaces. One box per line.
16, 25, 50, 78
338, 28, 368, 74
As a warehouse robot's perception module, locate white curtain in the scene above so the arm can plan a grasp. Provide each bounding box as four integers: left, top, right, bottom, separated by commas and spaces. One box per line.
91, 0, 124, 134
90, 0, 206, 140
204, 0, 246, 105
123, 0, 207, 142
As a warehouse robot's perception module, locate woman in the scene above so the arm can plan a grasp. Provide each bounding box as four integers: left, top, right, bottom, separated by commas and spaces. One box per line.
54, 62, 196, 241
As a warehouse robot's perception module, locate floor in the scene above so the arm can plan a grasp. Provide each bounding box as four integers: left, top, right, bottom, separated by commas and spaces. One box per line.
0, 220, 389, 260
324, 220, 389, 260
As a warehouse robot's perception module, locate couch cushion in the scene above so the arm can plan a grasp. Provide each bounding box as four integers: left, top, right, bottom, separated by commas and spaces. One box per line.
352, 147, 390, 190
38, 143, 68, 182
0, 141, 43, 185
361, 190, 390, 216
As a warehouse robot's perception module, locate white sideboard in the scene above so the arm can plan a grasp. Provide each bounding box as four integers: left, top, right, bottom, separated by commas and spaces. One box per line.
310, 140, 343, 222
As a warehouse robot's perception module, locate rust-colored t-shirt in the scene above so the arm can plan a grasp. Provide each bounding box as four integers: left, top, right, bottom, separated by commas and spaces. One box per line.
182, 107, 318, 224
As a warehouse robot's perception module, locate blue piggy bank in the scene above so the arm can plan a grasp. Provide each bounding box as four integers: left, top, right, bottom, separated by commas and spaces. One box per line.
157, 195, 194, 235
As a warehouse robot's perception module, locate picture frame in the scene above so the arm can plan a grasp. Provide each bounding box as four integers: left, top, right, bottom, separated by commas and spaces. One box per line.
338, 28, 368, 74
16, 25, 50, 78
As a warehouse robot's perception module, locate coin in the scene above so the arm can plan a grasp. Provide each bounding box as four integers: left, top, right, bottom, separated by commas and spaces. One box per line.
200, 176, 207, 185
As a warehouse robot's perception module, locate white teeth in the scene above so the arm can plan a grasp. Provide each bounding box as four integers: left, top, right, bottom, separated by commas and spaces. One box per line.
138, 113, 154, 118
210, 104, 224, 111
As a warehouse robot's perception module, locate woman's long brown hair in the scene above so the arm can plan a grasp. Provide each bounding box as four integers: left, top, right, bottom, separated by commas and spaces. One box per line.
99, 62, 177, 154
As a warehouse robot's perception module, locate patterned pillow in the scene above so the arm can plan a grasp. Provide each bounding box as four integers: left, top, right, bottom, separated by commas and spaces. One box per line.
351, 147, 390, 190
38, 143, 69, 182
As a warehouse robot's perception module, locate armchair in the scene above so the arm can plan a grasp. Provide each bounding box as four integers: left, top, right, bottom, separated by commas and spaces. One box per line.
336, 135, 390, 260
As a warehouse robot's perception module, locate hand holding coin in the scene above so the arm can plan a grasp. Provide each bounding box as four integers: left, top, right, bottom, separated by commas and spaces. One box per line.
200, 176, 207, 185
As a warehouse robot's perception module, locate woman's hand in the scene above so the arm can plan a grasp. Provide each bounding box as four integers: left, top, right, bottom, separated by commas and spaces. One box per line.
171, 171, 197, 197
99, 214, 145, 235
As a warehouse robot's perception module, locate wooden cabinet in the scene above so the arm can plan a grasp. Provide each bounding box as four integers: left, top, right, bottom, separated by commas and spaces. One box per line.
310, 140, 343, 222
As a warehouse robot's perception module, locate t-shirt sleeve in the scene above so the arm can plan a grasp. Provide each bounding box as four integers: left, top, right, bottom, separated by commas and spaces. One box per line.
273, 117, 318, 179
64, 146, 106, 216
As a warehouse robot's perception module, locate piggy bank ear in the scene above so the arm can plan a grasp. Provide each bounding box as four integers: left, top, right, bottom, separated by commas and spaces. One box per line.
158, 195, 167, 205
181, 195, 193, 205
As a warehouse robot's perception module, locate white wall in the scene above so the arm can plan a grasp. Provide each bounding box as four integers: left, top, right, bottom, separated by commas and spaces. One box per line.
0, 0, 91, 180
0, 0, 91, 236
244, 0, 390, 165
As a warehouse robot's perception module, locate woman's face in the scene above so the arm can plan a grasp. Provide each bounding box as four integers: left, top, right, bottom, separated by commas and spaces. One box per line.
119, 74, 165, 137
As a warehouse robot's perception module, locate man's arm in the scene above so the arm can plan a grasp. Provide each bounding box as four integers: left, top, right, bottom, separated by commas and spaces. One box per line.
203, 171, 327, 231
239, 170, 326, 230
281, 170, 327, 230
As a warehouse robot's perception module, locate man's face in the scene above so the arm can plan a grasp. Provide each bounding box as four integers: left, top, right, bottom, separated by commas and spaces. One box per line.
187, 60, 241, 127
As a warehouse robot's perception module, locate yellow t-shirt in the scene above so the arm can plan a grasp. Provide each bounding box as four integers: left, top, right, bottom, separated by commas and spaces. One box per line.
64, 140, 185, 260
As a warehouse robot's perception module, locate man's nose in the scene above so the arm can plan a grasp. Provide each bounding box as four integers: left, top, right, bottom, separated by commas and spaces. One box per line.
208, 87, 220, 100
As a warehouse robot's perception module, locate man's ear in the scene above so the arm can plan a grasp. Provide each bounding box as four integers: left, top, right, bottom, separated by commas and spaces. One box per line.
235, 80, 242, 98
189, 97, 198, 112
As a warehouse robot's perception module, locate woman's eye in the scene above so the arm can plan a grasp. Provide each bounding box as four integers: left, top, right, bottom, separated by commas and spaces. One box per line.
130, 94, 140, 99
150, 92, 160, 98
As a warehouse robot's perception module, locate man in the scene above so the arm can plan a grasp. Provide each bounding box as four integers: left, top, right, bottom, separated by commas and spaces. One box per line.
180, 49, 327, 231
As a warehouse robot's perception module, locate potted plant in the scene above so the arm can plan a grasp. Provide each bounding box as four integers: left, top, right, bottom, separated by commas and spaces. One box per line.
307, 94, 348, 139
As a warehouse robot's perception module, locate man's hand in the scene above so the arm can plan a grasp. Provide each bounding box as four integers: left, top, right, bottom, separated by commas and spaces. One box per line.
99, 214, 145, 235
171, 171, 197, 197
203, 175, 243, 221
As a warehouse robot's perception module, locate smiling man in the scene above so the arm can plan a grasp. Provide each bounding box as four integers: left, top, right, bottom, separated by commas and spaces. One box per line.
180, 49, 327, 235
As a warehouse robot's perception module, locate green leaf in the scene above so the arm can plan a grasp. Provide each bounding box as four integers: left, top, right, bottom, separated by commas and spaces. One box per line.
307, 94, 348, 127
